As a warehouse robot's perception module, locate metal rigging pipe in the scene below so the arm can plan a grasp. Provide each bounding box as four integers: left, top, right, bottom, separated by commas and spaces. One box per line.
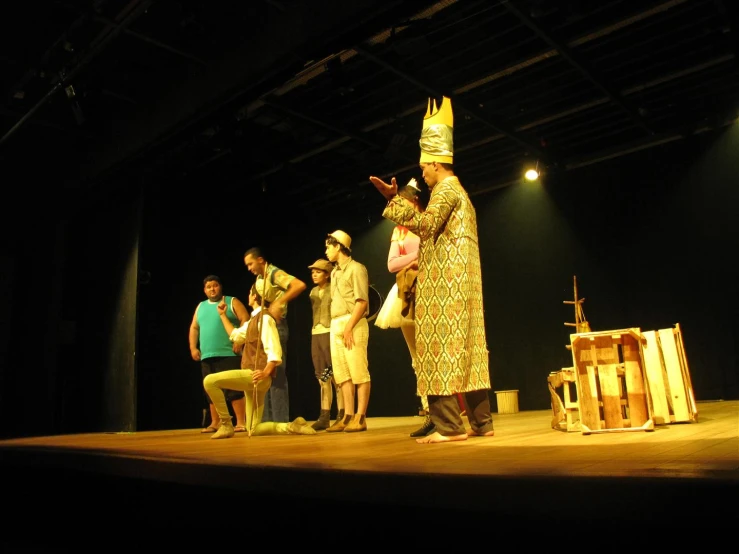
0, 0, 153, 147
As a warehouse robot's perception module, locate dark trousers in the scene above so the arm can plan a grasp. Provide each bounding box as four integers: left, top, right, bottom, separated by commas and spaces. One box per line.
263, 320, 290, 422
428, 389, 494, 436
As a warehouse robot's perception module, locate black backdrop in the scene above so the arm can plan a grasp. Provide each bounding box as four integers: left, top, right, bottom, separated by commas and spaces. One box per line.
1, 124, 736, 437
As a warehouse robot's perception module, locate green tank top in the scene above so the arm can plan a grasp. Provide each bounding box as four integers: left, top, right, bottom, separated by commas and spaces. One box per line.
197, 296, 240, 359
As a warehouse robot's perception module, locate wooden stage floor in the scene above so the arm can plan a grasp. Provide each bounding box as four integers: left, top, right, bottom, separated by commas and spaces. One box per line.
1, 400, 737, 549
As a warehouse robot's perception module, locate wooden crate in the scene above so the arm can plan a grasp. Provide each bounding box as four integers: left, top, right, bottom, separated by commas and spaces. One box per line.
641, 323, 698, 425
570, 328, 654, 435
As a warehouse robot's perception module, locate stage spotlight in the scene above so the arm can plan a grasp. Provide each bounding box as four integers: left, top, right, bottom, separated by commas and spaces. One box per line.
524, 160, 540, 181
524, 168, 539, 181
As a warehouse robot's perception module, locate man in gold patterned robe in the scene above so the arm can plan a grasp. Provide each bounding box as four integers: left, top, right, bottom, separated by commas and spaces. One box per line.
370, 96, 494, 443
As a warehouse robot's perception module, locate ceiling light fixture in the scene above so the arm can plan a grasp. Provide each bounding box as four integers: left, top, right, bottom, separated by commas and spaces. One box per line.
524, 160, 540, 181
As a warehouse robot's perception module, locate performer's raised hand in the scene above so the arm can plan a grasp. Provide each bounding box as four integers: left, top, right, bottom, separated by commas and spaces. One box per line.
370, 175, 398, 200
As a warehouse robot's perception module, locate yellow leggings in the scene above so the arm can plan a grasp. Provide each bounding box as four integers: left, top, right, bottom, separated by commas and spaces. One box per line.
203, 369, 291, 434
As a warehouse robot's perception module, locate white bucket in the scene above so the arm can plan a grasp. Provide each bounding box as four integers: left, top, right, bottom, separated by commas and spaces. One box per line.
495, 390, 519, 414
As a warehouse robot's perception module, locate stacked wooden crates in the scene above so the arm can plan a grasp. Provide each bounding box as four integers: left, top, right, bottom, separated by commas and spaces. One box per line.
556, 324, 697, 435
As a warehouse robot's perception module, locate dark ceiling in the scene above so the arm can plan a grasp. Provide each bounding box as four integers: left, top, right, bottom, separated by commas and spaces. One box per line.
2, 0, 739, 220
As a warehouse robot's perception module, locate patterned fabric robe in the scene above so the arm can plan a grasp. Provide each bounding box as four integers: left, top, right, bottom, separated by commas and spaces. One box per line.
382, 175, 490, 396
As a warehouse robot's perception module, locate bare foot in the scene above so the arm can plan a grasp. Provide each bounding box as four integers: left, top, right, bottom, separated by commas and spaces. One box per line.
416, 431, 468, 444
467, 429, 495, 437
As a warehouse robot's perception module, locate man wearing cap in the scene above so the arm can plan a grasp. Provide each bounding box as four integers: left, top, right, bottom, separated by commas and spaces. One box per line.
370, 95, 495, 444
307, 258, 344, 430
324, 230, 371, 433
243, 246, 307, 423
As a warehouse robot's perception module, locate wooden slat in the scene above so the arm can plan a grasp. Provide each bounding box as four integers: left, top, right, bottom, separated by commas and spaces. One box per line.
597, 336, 623, 429
571, 335, 601, 431
674, 323, 699, 419
659, 327, 691, 422
623, 333, 650, 426
642, 330, 671, 425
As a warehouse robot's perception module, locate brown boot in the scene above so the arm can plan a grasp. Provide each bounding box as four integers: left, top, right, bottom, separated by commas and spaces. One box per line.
333, 409, 345, 427
326, 413, 352, 432
312, 410, 331, 431
344, 413, 367, 433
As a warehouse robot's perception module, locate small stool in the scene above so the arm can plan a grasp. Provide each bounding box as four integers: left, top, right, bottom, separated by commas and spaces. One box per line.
548, 368, 580, 432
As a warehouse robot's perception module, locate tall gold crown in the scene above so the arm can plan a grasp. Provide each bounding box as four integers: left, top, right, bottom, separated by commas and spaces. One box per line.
419, 96, 454, 164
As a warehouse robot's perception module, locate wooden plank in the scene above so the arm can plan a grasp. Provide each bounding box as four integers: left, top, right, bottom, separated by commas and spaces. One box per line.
642, 330, 671, 425
574, 345, 618, 362
571, 335, 601, 431
623, 333, 650, 426
597, 336, 623, 429
674, 323, 699, 419
585, 358, 601, 430
659, 328, 691, 422
599, 362, 623, 428
582, 419, 654, 435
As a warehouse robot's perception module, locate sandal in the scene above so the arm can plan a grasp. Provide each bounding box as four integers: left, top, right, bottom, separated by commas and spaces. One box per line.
200, 426, 218, 434
234, 425, 246, 433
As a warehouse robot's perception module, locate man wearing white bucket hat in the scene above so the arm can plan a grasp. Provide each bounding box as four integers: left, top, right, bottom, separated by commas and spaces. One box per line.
324, 230, 371, 432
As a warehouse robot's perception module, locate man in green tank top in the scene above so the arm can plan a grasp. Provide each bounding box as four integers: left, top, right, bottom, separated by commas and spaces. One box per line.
189, 275, 249, 433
